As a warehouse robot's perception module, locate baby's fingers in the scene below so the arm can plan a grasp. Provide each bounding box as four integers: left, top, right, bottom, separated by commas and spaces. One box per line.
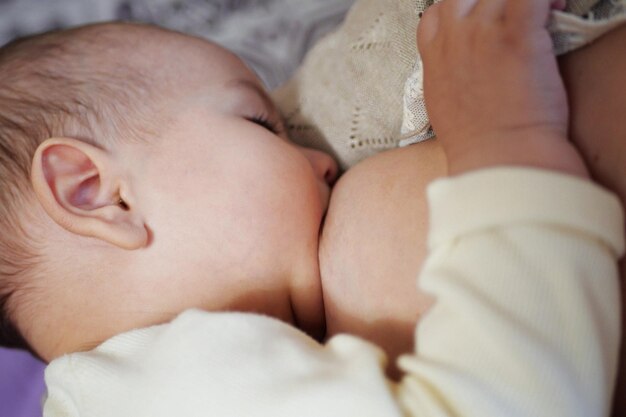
417, 0, 477, 48
417, 2, 441, 49
506, 0, 565, 29
440, 0, 478, 21
470, 0, 507, 20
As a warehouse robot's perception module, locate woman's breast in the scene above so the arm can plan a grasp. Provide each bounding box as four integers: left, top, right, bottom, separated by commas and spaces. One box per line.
319, 139, 447, 367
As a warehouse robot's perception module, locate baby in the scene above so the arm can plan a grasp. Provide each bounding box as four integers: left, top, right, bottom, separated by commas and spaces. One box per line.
0, 22, 337, 360
39, 1, 626, 416
0, 1, 625, 415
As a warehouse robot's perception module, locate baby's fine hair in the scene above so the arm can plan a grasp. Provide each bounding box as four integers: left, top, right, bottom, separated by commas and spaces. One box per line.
0, 22, 162, 355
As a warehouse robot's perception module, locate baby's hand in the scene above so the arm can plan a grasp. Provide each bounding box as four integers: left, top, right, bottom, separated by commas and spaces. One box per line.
418, 0, 588, 178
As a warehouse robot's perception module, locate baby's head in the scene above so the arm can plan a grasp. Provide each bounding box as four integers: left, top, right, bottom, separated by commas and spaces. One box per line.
0, 22, 337, 362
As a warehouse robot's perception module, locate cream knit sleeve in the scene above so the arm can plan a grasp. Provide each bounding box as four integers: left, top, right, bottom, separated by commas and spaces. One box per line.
397, 167, 624, 417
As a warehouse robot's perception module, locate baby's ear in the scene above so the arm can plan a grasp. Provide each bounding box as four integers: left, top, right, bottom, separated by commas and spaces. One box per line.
30, 137, 148, 250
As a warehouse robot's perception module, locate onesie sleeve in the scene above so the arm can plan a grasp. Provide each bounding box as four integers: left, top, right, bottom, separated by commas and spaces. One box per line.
397, 167, 624, 417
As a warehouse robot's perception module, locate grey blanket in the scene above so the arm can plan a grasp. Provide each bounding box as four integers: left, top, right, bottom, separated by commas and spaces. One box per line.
0, 0, 355, 88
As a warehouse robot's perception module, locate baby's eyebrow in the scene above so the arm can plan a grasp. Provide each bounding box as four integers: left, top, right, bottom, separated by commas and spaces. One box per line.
227, 78, 276, 111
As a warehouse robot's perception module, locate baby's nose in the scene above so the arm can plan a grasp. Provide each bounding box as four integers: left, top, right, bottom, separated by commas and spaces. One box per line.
301, 148, 339, 186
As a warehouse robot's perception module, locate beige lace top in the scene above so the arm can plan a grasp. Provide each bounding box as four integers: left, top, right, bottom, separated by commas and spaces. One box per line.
272, 0, 626, 170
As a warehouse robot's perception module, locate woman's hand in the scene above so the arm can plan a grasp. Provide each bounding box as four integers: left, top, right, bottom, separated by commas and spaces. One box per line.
418, 0, 589, 178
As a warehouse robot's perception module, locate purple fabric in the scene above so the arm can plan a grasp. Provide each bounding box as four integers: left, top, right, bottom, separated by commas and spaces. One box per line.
0, 348, 45, 417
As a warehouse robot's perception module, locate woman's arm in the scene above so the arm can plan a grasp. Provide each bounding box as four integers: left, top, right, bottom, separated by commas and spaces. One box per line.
558, 23, 626, 417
